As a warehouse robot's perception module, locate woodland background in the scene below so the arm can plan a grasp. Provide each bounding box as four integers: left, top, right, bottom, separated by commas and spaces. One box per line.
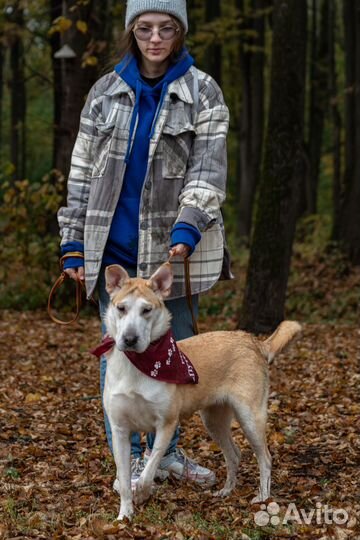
0, 1, 359, 539
0, 0, 359, 329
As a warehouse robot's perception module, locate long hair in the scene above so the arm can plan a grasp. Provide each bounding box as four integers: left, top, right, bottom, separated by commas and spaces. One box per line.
117, 15, 187, 67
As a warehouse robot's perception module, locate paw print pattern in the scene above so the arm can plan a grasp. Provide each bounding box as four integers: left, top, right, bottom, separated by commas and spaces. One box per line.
166, 338, 176, 365
166, 348, 173, 365
254, 502, 280, 526
151, 361, 162, 377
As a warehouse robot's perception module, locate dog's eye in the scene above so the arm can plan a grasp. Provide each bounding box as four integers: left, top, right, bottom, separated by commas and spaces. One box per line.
142, 307, 152, 315
117, 306, 126, 314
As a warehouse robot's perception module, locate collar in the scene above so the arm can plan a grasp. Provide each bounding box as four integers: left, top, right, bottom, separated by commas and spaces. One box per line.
168, 68, 195, 104
103, 75, 133, 97
103, 67, 195, 105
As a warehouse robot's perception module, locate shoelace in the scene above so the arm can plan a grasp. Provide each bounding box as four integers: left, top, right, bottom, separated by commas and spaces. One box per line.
172, 448, 194, 479
131, 457, 145, 476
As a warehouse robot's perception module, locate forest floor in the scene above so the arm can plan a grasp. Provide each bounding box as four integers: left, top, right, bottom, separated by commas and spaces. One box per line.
0, 251, 359, 540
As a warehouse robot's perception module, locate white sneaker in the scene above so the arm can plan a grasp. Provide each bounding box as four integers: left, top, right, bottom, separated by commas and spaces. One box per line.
144, 448, 216, 486
113, 456, 146, 493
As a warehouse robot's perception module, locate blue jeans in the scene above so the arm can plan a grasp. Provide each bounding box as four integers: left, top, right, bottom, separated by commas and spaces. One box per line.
97, 266, 198, 458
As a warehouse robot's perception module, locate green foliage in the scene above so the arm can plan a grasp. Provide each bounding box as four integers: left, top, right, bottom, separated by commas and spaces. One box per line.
0, 170, 64, 309
5, 467, 20, 480
0, 0, 355, 317
0, 0, 54, 182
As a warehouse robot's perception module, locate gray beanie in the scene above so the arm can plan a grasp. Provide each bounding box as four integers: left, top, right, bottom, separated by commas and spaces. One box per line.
125, 0, 188, 33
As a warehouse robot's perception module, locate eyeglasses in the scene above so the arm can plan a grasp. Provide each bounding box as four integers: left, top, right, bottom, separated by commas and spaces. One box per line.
133, 25, 179, 41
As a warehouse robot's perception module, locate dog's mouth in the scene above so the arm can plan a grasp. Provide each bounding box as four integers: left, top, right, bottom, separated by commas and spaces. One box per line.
118, 339, 148, 354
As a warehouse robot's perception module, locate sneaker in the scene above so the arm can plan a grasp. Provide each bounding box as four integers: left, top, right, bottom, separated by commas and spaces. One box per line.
144, 448, 216, 486
113, 456, 146, 493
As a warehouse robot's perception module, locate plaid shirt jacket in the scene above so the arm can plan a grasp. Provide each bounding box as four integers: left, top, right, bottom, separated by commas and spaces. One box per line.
58, 66, 230, 299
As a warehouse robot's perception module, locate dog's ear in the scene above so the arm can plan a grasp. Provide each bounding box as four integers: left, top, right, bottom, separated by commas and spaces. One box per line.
147, 262, 173, 298
105, 265, 129, 295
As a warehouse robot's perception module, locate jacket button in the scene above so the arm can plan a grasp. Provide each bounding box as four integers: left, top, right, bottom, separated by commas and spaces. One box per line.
140, 222, 148, 230
139, 263, 147, 271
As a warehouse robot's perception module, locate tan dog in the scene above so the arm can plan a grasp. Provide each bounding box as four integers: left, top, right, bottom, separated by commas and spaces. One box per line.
103, 262, 301, 520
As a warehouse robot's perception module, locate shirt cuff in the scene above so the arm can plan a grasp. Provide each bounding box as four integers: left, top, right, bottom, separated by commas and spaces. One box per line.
170, 222, 201, 255
61, 241, 84, 270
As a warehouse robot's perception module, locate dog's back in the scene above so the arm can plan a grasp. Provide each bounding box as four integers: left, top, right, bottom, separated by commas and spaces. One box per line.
175, 321, 301, 417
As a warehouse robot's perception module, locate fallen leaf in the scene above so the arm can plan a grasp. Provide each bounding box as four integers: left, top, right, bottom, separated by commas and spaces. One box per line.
25, 392, 42, 403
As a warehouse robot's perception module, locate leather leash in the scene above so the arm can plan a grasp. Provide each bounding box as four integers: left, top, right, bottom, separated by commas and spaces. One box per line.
47, 253, 88, 326
48, 255, 199, 334
183, 257, 199, 335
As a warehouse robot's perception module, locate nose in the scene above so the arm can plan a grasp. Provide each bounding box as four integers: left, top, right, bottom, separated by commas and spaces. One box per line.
150, 30, 161, 43
124, 334, 139, 348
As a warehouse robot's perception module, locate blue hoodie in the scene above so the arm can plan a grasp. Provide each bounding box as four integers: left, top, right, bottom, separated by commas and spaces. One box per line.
62, 51, 201, 270
102, 52, 200, 268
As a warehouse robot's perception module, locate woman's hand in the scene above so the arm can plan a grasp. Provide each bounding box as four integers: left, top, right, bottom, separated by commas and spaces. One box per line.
64, 267, 85, 281
169, 244, 190, 259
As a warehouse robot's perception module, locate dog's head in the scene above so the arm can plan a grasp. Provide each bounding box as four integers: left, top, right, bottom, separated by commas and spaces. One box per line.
104, 263, 173, 353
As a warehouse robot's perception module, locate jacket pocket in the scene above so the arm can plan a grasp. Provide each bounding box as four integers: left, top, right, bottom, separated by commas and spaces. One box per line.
92, 122, 115, 178
161, 118, 195, 179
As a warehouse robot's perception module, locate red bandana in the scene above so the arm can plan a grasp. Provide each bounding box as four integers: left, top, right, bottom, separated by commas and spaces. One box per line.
90, 329, 198, 385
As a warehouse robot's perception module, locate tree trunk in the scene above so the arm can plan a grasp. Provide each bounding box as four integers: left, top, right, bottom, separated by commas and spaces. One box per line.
239, 0, 307, 333
205, 0, 221, 85
237, 0, 266, 240
305, 0, 329, 214
188, 0, 197, 34
329, 0, 341, 240
0, 44, 4, 156
50, 0, 105, 180
337, 0, 360, 263
9, 3, 26, 181
50, 0, 63, 174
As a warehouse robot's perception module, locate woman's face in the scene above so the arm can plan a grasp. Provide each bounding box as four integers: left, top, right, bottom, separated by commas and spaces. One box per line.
134, 12, 179, 68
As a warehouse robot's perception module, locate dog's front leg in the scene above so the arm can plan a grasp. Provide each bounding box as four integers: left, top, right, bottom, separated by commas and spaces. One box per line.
134, 421, 178, 505
112, 425, 133, 520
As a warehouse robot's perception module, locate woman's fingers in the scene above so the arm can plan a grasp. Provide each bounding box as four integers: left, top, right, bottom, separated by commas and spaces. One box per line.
64, 268, 77, 280
64, 267, 85, 281
169, 244, 190, 258
77, 267, 85, 281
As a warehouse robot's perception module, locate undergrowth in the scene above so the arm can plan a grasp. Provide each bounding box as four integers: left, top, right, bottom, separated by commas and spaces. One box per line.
1, 196, 359, 325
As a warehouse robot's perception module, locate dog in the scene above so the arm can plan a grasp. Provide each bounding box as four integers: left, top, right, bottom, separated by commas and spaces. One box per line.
102, 262, 301, 520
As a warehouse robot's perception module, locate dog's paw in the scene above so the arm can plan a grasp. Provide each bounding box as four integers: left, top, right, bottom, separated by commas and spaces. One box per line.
251, 493, 265, 504
133, 481, 153, 505
117, 506, 134, 521
213, 487, 232, 498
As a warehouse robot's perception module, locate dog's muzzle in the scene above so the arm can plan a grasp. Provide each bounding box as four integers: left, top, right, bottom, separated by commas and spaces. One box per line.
121, 333, 140, 351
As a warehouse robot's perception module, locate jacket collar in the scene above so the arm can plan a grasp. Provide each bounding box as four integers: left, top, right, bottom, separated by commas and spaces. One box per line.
103, 74, 133, 97
104, 68, 195, 105
168, 70, 194, 104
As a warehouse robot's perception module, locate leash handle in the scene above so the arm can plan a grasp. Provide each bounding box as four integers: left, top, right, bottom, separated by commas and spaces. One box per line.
47, 254, 85, 326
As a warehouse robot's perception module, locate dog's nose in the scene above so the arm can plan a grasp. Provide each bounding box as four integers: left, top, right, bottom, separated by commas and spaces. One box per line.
124, 335, 139, 348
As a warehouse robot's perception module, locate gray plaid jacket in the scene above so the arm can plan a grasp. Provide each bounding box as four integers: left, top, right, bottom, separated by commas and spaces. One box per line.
58, 66, 230, 299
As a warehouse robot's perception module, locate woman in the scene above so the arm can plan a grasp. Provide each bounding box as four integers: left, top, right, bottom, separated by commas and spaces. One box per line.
58, 0, 230, 488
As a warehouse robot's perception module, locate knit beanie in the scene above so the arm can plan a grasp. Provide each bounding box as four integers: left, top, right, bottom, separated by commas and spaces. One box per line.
125, 0, 188, 33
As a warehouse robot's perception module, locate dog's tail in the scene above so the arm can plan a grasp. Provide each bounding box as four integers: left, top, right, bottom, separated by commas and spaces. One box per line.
262, 321, 302, 363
